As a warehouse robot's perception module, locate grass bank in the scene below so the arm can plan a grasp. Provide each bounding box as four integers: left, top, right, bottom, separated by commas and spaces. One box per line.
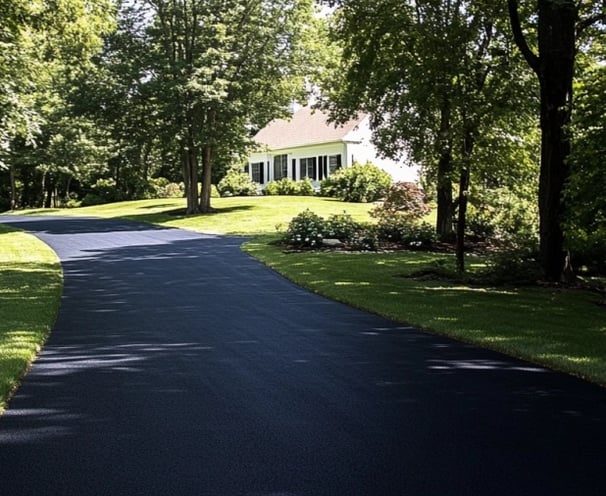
244, 236, 606, 385
0, 224, 62, 413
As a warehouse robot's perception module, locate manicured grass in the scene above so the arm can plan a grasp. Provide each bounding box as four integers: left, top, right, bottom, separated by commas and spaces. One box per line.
244, 237, 606, 385
18, 196, 375, 235
10, 196, 606, 386
0, 224, 62, 413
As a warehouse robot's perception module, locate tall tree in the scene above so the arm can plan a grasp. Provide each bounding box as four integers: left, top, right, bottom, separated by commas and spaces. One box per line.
322, 0, 534, 271
508, 0, 606, 281
144, 0, 316, 214
0, 0, 115, 208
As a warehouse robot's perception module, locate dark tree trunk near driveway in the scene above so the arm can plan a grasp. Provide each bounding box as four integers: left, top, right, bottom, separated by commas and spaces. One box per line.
508, 0, 577, 281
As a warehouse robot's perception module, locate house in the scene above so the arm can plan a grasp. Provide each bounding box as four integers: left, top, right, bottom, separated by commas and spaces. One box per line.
245, 106, 417, 188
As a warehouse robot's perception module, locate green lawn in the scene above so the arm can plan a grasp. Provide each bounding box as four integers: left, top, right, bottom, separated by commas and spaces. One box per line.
0, 224, 62, 413
19, 196, 375, 234
5, 195, 606, 388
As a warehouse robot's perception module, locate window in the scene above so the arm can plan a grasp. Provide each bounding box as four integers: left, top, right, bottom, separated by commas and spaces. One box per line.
329, 154, 342, 174
299, 157, 317, 180
250, 162, 264, 183
273, 154, 288, 180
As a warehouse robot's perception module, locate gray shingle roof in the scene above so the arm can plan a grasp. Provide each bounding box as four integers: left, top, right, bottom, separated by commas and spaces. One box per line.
253, 106, 367, 150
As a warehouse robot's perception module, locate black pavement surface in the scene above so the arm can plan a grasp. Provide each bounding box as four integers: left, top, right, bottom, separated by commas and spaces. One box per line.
0, 215, 605, 496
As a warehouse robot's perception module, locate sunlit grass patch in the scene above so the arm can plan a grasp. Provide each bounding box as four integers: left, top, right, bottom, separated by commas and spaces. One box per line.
14, 196, 376, 235
0, 225, 62, 414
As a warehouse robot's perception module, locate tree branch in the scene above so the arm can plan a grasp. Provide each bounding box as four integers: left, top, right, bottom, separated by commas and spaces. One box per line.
507, 0, 540, 74
577, 12, 606, 36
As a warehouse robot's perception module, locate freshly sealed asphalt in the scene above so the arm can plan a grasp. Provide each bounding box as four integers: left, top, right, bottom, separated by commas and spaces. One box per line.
0, 216, 605, 496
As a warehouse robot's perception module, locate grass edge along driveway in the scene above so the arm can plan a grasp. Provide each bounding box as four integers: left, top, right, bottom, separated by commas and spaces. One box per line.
0, 224, 62, 414
244, 235, 606, 387
5, 197, 606, 387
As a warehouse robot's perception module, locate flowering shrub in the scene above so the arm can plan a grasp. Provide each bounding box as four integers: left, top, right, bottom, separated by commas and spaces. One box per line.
376, 214, 436, 248
325, 212, 362, 241
285, 209, 326, 248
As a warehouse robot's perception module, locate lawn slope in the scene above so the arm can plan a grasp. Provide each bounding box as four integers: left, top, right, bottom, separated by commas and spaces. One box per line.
0, 224, 62, 413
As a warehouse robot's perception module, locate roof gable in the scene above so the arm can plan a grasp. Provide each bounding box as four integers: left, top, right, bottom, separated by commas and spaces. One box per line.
253, 107, 367, 150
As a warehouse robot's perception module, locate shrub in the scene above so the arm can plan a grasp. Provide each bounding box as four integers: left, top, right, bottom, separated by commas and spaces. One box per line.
319, 161, 392, 202
217, 170, 259, 197
566, 226, 606, 275
371, 182, 430, 224
466, 187, 538, 245
263, 178, 315, 196
147, 177, 184, 198
376, 214, 436, 248
297, 177, 315, 196
81, 178, 125, 206
474, 248, 542, 286
349, 226, 379, 251
284, 209, 326, 248
325, 212, 362, 241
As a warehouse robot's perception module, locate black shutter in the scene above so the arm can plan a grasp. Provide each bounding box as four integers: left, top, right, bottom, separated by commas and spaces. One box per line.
292, 159, 296, 180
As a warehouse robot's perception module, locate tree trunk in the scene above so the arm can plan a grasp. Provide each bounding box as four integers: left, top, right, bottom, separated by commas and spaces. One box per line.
436, 100, 455, 241
44, 180, 53, 209
455, 166, 470, 273
536, 1, 576, 281
456, 131, 474, 273
199, 144, 213, 213
9, 165, 17, 210
184, 124, 200, 215
508, 0, 577, 281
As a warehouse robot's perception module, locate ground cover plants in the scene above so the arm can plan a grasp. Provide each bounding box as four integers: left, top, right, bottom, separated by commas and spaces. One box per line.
0, 224, 62, 413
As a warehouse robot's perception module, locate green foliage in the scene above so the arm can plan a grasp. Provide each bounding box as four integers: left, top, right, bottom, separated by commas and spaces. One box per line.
375, 217, 436, 249
285, 209, 326, 248
325, 212, 362, 241
263, 178, 314, 196
566, 60, 606, 273
147, 177, 184, 199
82, 178, 124, 206
217, 170, 259, 197
320, 161, 392, 202
474, 249, 543, 287
147, 0, 321, 211
282, 207, 433, 251
565, 227, 606, 275
466, 187, 539, 246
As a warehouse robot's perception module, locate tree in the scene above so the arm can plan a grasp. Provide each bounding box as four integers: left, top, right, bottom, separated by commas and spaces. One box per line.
322, 0, 535, 271
565, 38, 606, 272
507, 0, 606, 281
144, 0, 317, 214
0, 0, 116, 208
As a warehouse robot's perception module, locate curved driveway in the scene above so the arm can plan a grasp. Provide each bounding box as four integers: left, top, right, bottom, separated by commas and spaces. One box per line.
0, 216, 605, 495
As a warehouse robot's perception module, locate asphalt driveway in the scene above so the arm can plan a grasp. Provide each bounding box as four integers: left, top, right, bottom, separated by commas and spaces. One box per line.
0, 216, 605, 495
